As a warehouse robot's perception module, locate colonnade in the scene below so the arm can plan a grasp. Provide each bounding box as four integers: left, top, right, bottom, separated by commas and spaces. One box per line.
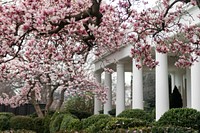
94, 53, 200, 120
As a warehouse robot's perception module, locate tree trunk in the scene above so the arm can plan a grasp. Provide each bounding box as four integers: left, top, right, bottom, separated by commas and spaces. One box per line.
31, 92, 44, 117
32, 100, 44, 117
45, 85, 56, 115
56, 88, 66, 111
45, 85, 58, 115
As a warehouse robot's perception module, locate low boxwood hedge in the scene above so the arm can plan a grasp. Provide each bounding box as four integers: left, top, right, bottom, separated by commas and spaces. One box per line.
0, 115, 10, 131
0, 112, 14, 119
10, 116, 33, 130
68, 109, 92, 120
43, 115, 51, 133
0, 112, 15, 131
49, 113, 64, 133
60, 114, 82, 131
156, 108, 200, 130
117, 109, 153, 122
33, 117, 45, 133
84, 116, 113, 132
0, 129, 36, 133
99, 126, 198, 133
104, 117, 147, 130
81, 114, 111, 130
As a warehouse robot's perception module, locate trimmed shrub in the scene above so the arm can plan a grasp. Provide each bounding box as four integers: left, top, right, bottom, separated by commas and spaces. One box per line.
68, 109, 92, 119
99, 110, 103, 114
60, 114, 81, 131
0, 112, 14, 119
0, 115, 10, 131
50, 111, 73, 121
151, 126, 198, 133
105, 117, 147, 130
43, 115, 51, 133
0, 112, 14, 131
54, 130, 79, 133
117, 109, 153, 122
10, 116, 33, 130
64, 95, 94, 115
82, 114, 111, 129
49, 113, 65, 133
29, 110, 55, 118
60, 114, 74, 131
108, 109, 116, 116
29, 112, 38, 118
1, 129, 36, 133
33, 117, 45, 133
49, 111, 77, 133
65, 118, 82, 131
156, 108, 200, 130
100, 126, 198, 133
84, 116, 113, 132
150, 108, 155, 120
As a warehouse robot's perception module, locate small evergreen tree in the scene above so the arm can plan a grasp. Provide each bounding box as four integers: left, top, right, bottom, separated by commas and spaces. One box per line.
170, 86, 183, 109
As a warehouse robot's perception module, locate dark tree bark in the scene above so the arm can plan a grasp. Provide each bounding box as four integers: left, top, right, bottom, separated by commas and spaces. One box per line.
30, 91, 44, 117
56, 88, 67, 111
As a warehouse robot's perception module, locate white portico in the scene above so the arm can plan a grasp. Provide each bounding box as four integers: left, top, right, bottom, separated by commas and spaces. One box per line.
93, 45, 200, 120
93, 6, 200, 120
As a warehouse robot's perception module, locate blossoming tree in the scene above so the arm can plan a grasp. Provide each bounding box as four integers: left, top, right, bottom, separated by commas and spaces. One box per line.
0, 0, 199, 117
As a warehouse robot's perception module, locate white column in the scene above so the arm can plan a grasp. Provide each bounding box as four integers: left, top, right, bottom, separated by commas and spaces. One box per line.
132, 59, 143, 109
94, 72, 102, 114
170, 73, 175, 93
191, 56, 200, 111
186, 68, 191, 108
104, 72, 112, 114
182, 74, 186, 107
116, 63, 125, 116
156, 52, 169, 121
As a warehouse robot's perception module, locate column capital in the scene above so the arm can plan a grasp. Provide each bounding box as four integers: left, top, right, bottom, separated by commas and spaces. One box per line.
94, 70, 103, 75
116, 62, 125, 67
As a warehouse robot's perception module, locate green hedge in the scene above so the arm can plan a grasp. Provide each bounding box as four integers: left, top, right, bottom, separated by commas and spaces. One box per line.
82, 114, 111, 130
0, 112, 14, 119
99, 126, 198, 133
49, 111, 79, 133
82, 116, 147, 132
65, 118, 82, 131
104, 117, 147, 130
0, 129, 36, 133
117, 109, 153, 122
108, 109, 116, 116
10, 116, 33, 130
43, 115, 51, 133
60, 114, 74, 131
49, 113, 64, 133
68, 109, 92, 120
156, 108, 200, 130
33, 117, 44, 133
0, 115, 10, 131
150, 126, 198, 133
60, 114, 82, 131
84, 116, 113, 132
0, 112, 15, 131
